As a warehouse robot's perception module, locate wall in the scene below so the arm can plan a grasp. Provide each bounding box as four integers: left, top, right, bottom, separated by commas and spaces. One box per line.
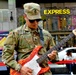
0, 0, 17, 31
0, 1, 8, 9
40, 3, 76, 8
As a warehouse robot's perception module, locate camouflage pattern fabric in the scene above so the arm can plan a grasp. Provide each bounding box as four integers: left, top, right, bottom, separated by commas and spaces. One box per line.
2, 25, 55, 75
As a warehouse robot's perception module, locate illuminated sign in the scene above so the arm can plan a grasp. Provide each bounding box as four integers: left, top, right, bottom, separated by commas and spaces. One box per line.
44, 9, 70, 15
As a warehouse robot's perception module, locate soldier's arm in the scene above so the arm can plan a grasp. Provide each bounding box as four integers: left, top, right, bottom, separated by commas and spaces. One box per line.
2, 31, 21, 71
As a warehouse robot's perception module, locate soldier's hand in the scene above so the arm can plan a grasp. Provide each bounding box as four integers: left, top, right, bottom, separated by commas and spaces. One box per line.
48, 50, 57, 60
20, 66, 33, 75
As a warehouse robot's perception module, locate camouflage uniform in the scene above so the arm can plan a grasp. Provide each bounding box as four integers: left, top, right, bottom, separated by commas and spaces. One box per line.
2, 24, 56, 75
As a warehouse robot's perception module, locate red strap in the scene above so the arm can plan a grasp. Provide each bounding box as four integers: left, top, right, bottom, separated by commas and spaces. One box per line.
48, 60, 76, 64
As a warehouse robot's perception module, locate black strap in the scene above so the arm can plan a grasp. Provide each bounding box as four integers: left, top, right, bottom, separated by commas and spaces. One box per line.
38, 26, 44, 46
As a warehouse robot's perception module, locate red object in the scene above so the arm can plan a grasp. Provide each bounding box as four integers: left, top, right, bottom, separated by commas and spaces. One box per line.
48, 60, 76, 64
10, 46, 50, 75
0, 62, 6, 66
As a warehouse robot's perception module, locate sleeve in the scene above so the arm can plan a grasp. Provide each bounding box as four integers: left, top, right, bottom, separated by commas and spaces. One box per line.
2, 31, 21, 71
72, 55, 76, 60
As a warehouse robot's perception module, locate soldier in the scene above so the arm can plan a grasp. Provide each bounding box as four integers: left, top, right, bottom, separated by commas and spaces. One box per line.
2, 2, 58, 75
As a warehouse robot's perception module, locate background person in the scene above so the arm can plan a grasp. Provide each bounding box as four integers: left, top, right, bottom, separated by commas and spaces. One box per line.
64, 50, 76, 74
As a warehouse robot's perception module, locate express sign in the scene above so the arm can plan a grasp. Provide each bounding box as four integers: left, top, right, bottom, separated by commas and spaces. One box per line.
44, 9, 70, 15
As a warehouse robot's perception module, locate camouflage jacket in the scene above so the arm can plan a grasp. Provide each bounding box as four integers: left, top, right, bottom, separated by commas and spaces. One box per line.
2, 24, 55, 72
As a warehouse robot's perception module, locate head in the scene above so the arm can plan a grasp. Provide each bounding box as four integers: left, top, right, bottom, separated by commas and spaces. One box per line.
66, 50, 72, 56
23, 2, 41, 29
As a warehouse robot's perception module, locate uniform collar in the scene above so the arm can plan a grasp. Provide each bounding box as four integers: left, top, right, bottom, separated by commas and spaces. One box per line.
24, 24, 40, 33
